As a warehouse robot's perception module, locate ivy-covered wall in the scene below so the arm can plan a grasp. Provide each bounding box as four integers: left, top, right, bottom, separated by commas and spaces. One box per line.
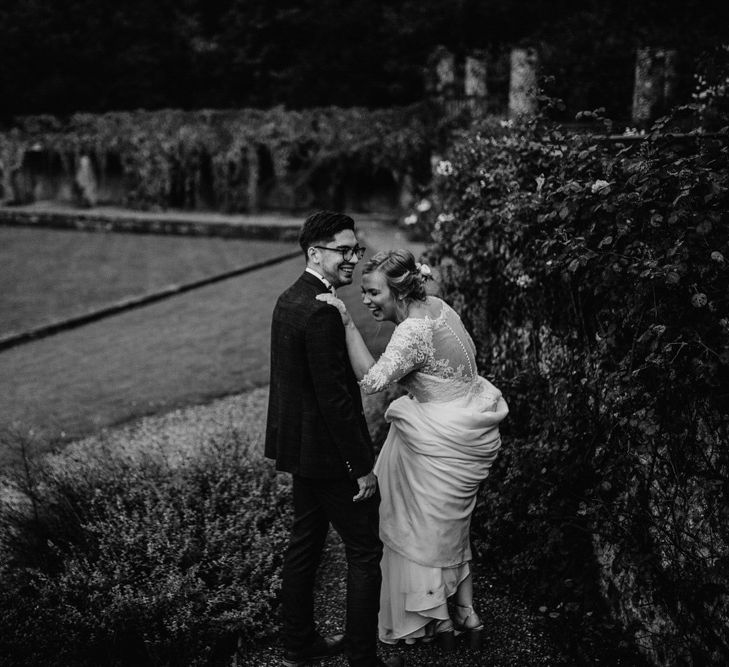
425, 60, 729, 664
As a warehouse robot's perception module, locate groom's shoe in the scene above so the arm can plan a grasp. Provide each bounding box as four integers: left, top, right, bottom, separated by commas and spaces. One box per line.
282, 633, 346, 666
375, 657, 405, 667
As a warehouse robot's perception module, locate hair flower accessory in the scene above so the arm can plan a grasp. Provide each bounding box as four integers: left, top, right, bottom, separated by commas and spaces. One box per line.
415, 262, 432, 278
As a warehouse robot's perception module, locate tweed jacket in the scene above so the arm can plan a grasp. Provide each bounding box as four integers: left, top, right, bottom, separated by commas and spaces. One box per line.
265, 271, 374, 479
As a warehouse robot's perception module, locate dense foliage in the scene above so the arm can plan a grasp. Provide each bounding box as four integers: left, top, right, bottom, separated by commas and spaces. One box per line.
0, 438, 292, 666
0, 106, 434, 211
0, 0, 726, 118
427, 68, 729, 663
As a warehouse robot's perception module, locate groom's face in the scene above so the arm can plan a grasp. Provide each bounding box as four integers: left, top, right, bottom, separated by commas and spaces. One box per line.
312, 229, 360, 288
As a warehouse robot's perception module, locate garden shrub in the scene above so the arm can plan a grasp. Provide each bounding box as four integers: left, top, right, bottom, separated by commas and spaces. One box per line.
0, 435, 291, 666
427, 60, 729, 665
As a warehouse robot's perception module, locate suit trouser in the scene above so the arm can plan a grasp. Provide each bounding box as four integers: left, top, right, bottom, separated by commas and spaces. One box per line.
281, 474, 383, 666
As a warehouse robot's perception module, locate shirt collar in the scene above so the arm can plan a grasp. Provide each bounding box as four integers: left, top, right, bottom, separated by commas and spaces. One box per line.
305, 267, 335, 292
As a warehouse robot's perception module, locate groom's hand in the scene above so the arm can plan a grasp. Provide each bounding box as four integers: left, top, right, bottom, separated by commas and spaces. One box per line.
353, 470, 377, 502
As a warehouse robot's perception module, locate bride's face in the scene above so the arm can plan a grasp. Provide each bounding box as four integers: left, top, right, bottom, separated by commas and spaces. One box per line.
361, 270, 398, 322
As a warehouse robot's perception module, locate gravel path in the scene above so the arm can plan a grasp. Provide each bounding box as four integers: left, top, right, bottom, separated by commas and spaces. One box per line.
243, 528, 567, 666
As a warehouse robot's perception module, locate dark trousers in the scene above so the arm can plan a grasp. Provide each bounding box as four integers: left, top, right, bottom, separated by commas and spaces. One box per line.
281, 475, 383, 667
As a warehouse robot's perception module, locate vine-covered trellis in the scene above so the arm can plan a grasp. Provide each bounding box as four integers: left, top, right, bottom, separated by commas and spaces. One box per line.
0, 105, 440, 212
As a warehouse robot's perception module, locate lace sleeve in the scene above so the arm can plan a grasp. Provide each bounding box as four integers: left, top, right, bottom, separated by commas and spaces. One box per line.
360, 318, 432, 394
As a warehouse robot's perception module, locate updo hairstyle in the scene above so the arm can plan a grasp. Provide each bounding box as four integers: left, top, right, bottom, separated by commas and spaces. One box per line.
362, 249, 428, 303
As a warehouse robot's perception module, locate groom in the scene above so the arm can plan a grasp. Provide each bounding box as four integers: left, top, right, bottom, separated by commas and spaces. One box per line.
265, 211, 403, 667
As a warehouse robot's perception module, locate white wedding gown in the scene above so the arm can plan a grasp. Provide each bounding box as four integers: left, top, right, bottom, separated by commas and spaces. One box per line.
360, 297, 508, 644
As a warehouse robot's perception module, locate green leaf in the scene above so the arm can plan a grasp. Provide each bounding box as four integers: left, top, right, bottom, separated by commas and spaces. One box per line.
598, 235, 613, 248
696, 221, 712, 235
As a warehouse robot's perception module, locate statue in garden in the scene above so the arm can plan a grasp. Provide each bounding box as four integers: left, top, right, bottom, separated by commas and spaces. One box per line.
74, 154, 98, 207
0, 129, 25, 205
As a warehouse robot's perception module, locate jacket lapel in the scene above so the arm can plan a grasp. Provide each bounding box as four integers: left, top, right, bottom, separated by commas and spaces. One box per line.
299, 270, 330, 295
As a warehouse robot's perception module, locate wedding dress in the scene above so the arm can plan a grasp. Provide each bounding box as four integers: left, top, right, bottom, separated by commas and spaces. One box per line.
360, 297, 508, 643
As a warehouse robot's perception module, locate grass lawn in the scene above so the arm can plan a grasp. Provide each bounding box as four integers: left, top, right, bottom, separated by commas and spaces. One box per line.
0, 226, 298, 336
0, 252, 393, 468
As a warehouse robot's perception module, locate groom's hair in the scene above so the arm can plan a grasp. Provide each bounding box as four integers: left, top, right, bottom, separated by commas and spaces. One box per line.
299, 211, 355, 257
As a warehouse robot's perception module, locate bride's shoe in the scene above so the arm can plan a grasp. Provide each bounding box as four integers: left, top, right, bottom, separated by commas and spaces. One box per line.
453, 604, 484, 650
402, 620, 454, 650
433, 619, 456, 652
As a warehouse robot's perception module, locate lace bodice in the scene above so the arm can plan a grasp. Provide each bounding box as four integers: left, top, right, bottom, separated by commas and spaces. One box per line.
361, 297, 479, 402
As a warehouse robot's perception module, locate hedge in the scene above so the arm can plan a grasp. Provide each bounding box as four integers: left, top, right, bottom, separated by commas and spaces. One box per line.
426, 55, 729, 665
0, 436, 291, 666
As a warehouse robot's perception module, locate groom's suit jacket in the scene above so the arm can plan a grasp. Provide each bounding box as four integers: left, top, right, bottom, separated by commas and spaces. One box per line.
265, 271, 374, 479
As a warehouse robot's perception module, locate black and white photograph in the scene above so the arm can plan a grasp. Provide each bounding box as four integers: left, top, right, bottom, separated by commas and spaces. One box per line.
0, 1, 727, 665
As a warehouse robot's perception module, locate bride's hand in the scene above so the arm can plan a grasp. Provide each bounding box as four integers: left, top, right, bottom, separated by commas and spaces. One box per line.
316, 293, 352, 326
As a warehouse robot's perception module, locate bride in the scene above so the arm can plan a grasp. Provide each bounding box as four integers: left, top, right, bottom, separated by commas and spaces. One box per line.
317, 249, 508, 649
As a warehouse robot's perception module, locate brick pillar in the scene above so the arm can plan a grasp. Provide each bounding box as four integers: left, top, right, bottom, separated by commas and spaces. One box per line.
434, 48, 456, 99
509, 47, 539, 118
465, 54, 488, 113
632, 48, 679, 126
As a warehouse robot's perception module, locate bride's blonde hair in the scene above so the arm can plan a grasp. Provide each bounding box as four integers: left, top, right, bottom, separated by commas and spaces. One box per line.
362, 249, 428, 303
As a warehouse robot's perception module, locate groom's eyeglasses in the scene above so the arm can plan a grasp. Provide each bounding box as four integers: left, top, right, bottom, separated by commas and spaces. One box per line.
313, 245, 367, 261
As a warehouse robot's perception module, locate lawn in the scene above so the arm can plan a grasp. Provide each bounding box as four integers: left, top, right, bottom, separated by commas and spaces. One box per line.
0, 250, 393, 468
0, 226, 298, 337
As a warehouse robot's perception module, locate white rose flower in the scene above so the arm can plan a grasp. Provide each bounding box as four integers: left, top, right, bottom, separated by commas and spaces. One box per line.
416, 262, 432, 277
691, 293, 708, 308
435, 160, 454, 176
591, 179, 610, 194
416, 199, 432, 212
403, 214, 418, 226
